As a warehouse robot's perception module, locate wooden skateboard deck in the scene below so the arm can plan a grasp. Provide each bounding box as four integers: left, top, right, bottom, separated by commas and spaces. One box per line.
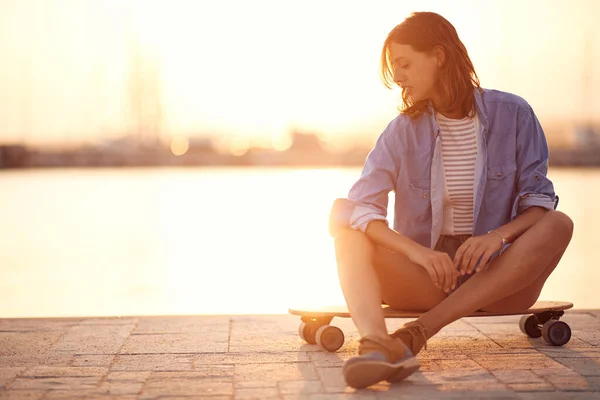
289, 301, 573, 352
289, 301, 572, 319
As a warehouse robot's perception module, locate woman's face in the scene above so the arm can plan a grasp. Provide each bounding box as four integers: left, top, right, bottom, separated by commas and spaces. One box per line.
389, 42, 441, 103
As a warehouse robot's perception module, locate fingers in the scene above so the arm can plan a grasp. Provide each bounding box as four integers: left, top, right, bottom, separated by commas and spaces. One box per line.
435, 254, 457, 293
423, 262, 439, 289
442, 254, 456, 293
459, 243, 476, 275
466, 245, 486, 274
431, 259, 445, 291
454, 243, 466, 271
476, 250, 494, 272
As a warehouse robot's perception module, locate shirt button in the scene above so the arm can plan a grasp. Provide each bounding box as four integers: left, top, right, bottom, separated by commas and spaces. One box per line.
497, 172, 502, 177
423, 194, 428, 199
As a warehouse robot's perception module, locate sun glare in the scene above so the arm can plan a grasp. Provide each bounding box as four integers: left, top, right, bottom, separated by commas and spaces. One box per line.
170, 135, 189, 156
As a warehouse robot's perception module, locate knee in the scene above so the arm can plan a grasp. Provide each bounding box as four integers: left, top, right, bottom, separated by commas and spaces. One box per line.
544, 210, 574, 245
333, 229, 374, 265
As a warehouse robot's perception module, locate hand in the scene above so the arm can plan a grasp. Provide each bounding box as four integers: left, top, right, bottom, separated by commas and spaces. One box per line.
407, 244, 459, 293
454, 233, 504, 275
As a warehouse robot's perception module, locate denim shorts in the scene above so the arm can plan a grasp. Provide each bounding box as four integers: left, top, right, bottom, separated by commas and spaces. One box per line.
434, 234, 477, 294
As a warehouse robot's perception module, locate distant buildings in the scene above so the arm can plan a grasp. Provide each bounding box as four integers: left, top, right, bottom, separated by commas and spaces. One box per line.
1, 125, 600, 169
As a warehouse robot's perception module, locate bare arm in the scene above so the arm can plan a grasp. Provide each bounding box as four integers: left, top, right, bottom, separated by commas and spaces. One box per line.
491, 206, 547, 245
364, 220, 420, 256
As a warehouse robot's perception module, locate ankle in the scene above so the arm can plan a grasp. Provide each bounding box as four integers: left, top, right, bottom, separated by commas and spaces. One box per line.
415, 318, 437, 339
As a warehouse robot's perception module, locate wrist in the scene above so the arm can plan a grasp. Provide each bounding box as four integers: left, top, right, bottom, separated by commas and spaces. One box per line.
487, 229, 507, 253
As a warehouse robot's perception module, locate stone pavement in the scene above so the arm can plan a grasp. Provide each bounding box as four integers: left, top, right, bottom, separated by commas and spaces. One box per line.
2, 310, 600, 399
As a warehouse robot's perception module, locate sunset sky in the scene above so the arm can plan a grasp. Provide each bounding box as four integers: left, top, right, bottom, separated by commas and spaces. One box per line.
0, 0, 598, 148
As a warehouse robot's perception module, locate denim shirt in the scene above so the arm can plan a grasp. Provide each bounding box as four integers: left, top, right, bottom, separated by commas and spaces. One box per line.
330, 88, 558, 249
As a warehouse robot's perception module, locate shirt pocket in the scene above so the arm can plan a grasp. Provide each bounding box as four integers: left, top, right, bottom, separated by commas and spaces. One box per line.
406, 180, 431, 200
486, 161, 517, 182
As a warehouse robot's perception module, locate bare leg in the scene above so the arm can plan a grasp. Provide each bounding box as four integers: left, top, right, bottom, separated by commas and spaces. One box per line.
334, 229, 388, 339
418, 210, 574, 337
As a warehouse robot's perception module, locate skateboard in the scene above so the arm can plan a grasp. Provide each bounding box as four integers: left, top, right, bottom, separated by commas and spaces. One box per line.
289, 301, 573, 352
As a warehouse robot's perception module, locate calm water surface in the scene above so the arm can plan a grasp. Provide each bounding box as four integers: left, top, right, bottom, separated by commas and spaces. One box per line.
0, 166, 598, 317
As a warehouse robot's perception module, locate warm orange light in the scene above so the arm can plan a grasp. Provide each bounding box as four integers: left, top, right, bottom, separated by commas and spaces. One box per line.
272, 134, 292, 152
170, 136, 189, 156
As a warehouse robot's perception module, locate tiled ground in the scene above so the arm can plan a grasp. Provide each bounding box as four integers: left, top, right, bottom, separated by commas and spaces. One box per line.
1, 310, 600, 399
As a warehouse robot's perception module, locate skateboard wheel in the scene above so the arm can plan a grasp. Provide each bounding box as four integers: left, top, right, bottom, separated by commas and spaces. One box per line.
298, 322, 318, 345
315, 325, 344, 352
542, 320, 571, 346
519, 315, 542, 338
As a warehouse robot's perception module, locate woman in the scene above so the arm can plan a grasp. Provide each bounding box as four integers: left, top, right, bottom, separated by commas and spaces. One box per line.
330, 11, 574, 389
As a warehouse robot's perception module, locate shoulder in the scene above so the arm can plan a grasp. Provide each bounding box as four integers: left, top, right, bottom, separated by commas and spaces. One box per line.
381, 112, 428, 140
479, 88, 534, 116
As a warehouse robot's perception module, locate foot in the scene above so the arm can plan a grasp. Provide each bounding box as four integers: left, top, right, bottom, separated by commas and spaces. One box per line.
389, 320, 429, 357
342, 335, 419, 389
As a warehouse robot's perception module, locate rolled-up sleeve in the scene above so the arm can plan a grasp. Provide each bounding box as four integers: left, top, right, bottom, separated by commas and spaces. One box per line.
328, 121, 400, 237
511, 105, 558, 219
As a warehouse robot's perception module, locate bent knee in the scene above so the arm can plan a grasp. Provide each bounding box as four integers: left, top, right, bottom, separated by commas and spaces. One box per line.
333, 229, 375, 264
543, 210, 574, 243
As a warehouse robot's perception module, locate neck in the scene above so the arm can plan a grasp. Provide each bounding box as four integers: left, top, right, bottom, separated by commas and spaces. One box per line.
437, 108, 467, 119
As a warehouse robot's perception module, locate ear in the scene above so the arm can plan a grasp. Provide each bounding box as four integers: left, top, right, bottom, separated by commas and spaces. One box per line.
433, 45, 446, 67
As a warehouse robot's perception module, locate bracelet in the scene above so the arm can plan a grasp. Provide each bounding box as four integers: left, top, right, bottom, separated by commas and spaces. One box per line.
487, 230, 506, 254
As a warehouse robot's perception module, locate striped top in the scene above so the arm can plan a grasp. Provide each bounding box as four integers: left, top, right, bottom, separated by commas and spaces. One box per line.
436, 112, 478, 235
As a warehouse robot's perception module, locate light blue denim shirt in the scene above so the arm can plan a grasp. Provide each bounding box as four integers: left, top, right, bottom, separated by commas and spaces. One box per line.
330, 88, 558, 249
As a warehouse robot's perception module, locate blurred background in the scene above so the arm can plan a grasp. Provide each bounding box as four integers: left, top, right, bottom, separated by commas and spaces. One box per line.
1, 0, 598, 317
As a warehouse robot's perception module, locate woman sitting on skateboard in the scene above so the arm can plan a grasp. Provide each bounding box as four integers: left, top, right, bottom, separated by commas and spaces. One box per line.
330, 11, 574, 389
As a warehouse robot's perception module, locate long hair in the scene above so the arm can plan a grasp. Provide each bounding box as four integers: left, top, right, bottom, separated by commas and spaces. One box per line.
380, 12, 481, 118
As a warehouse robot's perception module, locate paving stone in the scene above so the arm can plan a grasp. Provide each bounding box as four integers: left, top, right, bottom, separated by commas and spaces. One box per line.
278, 380, 324, 394
587, 376, 600, 390
419, 370, 501, 386
133, 315, 228, 334
375, 383, 518, 399
105, 371, 151, 382
0, 354, 72, 369
419, 358, 485, 372
471, 353, 566, 370
544, 373, 595, 391
71, 355, 114, 367
21, 367, 107, 378
507, 382, 555, 391
121, 333, 227, 354
518, 393, 600, 399
307, 351, 349, 368
234, 363, 317, 383
426, 336, 502, 353
43, 391, 137, 400
573, 330, 600, 346
194, 352, 310, 365
95, 380, 144, 396
52, 324, 134, 354
228, 333, 321, 353
490, 370, 545, 384
539, 348, 600, 358
79, 317, 138, 326
234, 387, 279, 399
0, 319, 80, 332
148, 368, 233, 382
554, 357, 600, 376
139, 379, 233, 399
8, 376, 101, 390
0, 332, 63, 359
235, 381, 278, 389
0, 391, 47, 400
0, 368, 26, 390
112, 354, 194, 371
282, 393, 377, 400
415, 352, 471, 361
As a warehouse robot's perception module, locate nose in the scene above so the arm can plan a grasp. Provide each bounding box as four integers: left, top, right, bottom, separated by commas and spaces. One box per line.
393, 69, 406, 86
